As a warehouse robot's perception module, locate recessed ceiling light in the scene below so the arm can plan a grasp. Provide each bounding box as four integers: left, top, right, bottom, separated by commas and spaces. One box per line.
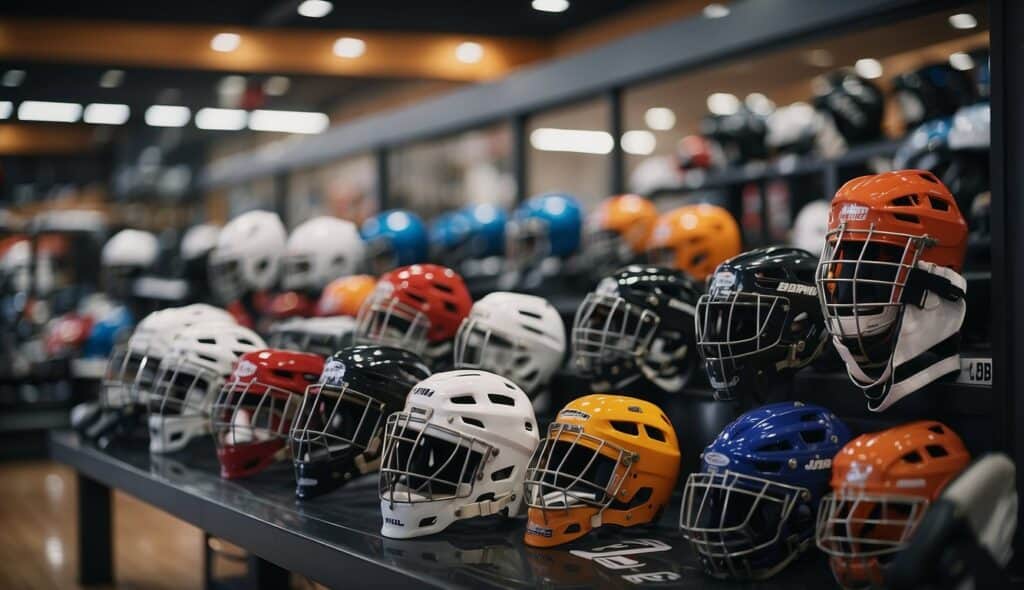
333, 37, 366, 59
949, 51, 975, 71
455, 42, 484, 64
84, 103, 130, 125
948, 13, 977, 30
707, 93, 740, 116
622, 130, 656, 155
530, 128, 614, 154
145, 105, 191, 127
297, 0, 333, 18
855, 58, 883, 79
211, 33, 241, 53
532, 0, 569, 13
196, 108, 248, 131
2, 69, 26, 88
0, 102, 12, 120
248, 110, 329, 134
263, 76, 291, 97
644, 107, 676, 131
99, 69, 125, 89
703, 3, 730, 18
18, 101, 82, 123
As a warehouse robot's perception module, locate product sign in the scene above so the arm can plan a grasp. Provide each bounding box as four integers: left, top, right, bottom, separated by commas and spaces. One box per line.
957, 357, 992, 386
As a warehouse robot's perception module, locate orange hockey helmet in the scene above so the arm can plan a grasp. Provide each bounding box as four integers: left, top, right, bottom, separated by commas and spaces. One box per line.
523, 394, 680, 548
584, 194, 659, 277
646, 204, 741, 281
815, 421, 970, 588
317, 274, 376, 317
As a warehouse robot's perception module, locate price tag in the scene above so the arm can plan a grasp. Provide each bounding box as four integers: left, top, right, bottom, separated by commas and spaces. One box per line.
957, 357, 992, 386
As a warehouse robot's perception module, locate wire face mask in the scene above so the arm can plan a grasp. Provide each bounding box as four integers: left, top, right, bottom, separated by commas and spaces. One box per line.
148, 355, 220, 453
696, 291, 790, 390
102, 344, 142, 409
572, 291, 659, 370
355, 291, 430, 356
505, 216, 550, 270
454, 320, 522, 379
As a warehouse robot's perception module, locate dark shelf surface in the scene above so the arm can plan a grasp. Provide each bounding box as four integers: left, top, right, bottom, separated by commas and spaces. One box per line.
51, 431, 839, 589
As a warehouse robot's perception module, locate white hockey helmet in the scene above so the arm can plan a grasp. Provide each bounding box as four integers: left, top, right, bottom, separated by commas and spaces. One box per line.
454, 292, 565, 397
180, 223, 221, 262
791, 200, 830, 256
147, 321, 265, 453
102, 229, 159, 269
379, 370, 539, 539
282, 216, 365, 292
209, 210, 286, 302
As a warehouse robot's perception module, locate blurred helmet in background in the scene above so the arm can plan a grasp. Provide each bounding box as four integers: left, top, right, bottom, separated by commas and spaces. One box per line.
893, 62, 976, 129
282, 216, 364, 293
812, 69, 885, 151
506, 193, 582, 270
208, 210, 287, 304
582, 194, 658, 279
360, 209, 429, 276
646, 204, 741, 281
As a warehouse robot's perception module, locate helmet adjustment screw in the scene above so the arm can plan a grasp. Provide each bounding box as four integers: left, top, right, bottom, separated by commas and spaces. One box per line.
788, 458, 798, 470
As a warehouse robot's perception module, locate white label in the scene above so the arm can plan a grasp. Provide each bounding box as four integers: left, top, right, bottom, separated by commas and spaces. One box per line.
703, 452, 730, 467
319, 359, 346, 385
957, 357, 992, 386
595, 277, 619, 296
777, 282, 817, 296
711, 271, 736, 291
235, 360, 257, 378
838, 203, 869, 222
559, 408, 591, 421
845, 461, 871, 484
622, 572, 681, 584
570, 539, 672, 560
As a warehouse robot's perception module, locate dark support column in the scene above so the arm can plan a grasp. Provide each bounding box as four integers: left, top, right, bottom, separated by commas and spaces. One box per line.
272, 173, 289, 227
375, 147, 390, 211
608, 87, 625, 196
247, 555, 290, 590
77, 473, 113, 586
511, 114, 529, 204
989, 0, 1022, 543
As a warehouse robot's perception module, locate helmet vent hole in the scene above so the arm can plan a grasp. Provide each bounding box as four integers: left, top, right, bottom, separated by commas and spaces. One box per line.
891, 195, 919, 207
524, 421, 533, 432
926, 444, 949, 458
238, 338, 256, 346
406, 292, 427, 304
753, 460, 782, 473
919, 172, 939, 184
928, 424, 945, 434
433, 283, 454, 294
756, 440, 793, 452
799, 412, 820, 422
443, 302, 458, 314
893, 213, 920, 224
902, 451, 923, 464
198, 338, 216, 345
928, 196, 951, 211
461, 416, 485, 429
643, 425, 666, 442
272, 369, 291, 379
451, 395, 476, 405
800, 429, 826, 444
198, 354, 218, 363
521, 325, 545, 336
418, 516, 437, 528
610, 420, 639, 435
490, 466, 514, 481
564, 523, 582, 535
487, 394, 516, 406
475, 492, 496, 503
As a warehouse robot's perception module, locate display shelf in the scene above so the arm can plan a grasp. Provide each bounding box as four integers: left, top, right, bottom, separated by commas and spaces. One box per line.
51, 430, 839, 589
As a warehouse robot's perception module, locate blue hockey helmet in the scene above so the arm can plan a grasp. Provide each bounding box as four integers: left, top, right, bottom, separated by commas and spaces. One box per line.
506, 193, 582, 266
361, 209, 428, 275
83, 305, 135, 359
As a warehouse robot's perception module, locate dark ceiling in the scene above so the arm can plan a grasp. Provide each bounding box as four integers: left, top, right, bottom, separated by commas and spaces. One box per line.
0, 0, 653, 37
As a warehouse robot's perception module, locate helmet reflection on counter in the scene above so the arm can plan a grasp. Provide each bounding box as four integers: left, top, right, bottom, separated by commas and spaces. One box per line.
506, 193, 582, 270
523, 394, 680, 547
379, 370, 539, 539
360, 210, 429, 276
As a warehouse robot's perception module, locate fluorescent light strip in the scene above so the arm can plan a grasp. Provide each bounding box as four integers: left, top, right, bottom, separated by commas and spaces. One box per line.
84, 103, 130, 125
530, 128, 613, 154
18, 101, 82, 123
298, 0, 333, 18
532, 0, 569, 13
145, 105, 191, 127
0, 101, 11, 120
621, 130, 656, 155
211, 33, 241, 53
248, 110, 329, 134
196, 108, 247, 131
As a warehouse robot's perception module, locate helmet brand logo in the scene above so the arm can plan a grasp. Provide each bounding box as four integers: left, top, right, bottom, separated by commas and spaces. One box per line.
777, 282, 817, 296
711, 271, 736, 291
235, 360, 257, 378
804, 458, 832, 471
319, 360, 346, 385
384, 517, 405, 527
595, 278, 619, 296
703, 452, 730, 467
838, 203, 869, 222
559, 408, 590, 421
412, 386, 435, 397
526, 522, 553, 538
845, 461, 871, 484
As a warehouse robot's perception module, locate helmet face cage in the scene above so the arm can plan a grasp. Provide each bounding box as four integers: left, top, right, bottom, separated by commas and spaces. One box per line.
148, 356, 223, 449
505, 217, 550, 269
379, 410, 492, 505
101, 343, 143, 409
523, 422, 634, 514
365, 237, 399, 276
268, 326, 351, 358
679, 469, 806, 579
816, 222, 928, 385
211, 377, 303, 451
290, 381, 387, 471
281, 253, 316, 291
355, 292, 430, 355
816, 491, 929, 574
454, 317, 541, 393
571, 292, 659, 372
582, 229, 635, 279
209, 256, 246, 303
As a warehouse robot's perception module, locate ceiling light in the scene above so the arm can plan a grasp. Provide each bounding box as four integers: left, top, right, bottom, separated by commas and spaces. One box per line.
333, 37, 366, 58
703, 3, 730, 18
532, 0, 569, 13
83, 103, 130, 125
622, 130, 656, 155
644, 107, 676, 131
99, 69, 124, 89
455, 42, 484, 64
949, 51, 975, 71
530, 128, 614, 154
211, 33, 241, 53
297, 0, 333, 18
3, 69, 26, 88
249, 110, 329, 134
707, 92, 740, 116
745, 92, 775, 116
196, 108, 247, 131
218, 75, 247, 97
854, 58, 883, 79
145, 105, 191, 127
18, 101, 82, 123
263, 76, 290, 96
0, 102, 11, 120
948, 13, 977, 30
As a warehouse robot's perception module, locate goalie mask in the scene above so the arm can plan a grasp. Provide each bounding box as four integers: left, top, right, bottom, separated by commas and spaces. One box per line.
572, 265, 700, 396
696, 247, 828, 401
290, 345, 431, 499
816, 170, 968, 412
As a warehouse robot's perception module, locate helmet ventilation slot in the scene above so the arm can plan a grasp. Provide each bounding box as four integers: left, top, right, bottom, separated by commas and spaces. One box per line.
902, 451, 923, 464
928, 424, 945, 434
443, 302, 459, 313
643, 425, 666, 442
753, 460, 782, 473
198, 338, 217, 345
518, 310, 543, 320
462, 416, 485, 429
892, 213, 920, 224
800, 429, 826, 444
433, 283, 454, 294
928, 195, 951, 210
418, 516, 437, 528
451, 395, 476, 405
891, 195, 919, 207
490, 465, 514, 481
925, 444, 949, 458
563, 523, 582, 535
487, 394, 516, 406
757, 440, 793, 452
610, 420, 639, 435
918, 172, 939, 184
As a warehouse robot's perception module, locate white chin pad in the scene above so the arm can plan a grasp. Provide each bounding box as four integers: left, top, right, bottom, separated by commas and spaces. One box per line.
541, 490, 597, 508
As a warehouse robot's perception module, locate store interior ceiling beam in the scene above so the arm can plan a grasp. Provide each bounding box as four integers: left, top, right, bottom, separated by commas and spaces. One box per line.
0, 19, 551, 81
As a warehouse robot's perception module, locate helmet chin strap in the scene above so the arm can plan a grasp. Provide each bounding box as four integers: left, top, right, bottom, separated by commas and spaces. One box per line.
453, 491, 517, 519
833, 261, 966, 412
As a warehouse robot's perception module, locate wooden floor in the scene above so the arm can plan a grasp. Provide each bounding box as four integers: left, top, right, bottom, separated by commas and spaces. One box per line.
0, 460, 207, 590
